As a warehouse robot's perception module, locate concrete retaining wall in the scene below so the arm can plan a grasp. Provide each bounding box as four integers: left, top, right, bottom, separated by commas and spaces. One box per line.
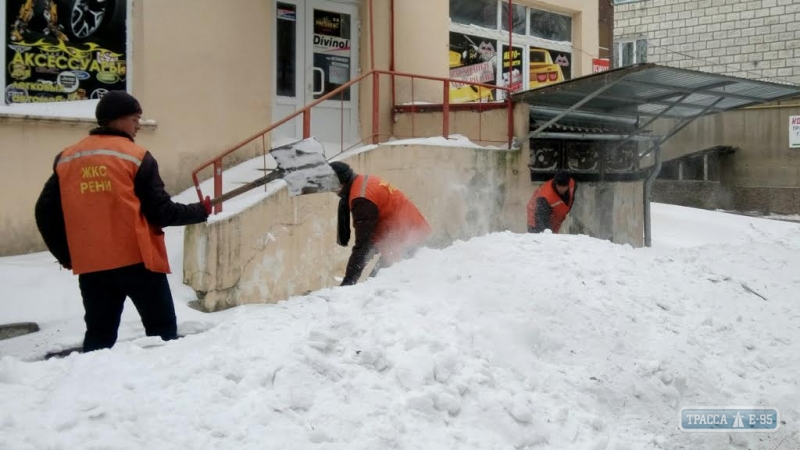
183, 143, 645, 312
652, 180, 800, 214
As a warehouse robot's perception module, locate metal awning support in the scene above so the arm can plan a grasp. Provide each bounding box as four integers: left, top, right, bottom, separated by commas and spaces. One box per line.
606, 92, 692, 156
643, 141, 662, 247
639, 96, 727, 158
531, 132, 659, 141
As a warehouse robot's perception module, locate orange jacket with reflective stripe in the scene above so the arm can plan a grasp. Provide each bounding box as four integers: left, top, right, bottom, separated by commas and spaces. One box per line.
56, 135, 171, 275
348, 174, 432, 263
526, 178, 575, 233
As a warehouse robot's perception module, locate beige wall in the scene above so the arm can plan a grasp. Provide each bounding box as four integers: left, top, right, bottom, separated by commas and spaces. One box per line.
393, 108, 513, 145
659, 103, 800, 188
134, 0, 273, 183
0, 118, 96, 255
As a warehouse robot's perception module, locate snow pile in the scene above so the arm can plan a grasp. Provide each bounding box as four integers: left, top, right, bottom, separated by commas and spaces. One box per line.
2, 224, 800, 449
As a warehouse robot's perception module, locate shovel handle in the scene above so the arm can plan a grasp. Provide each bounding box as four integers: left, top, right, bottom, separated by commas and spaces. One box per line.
209, 170, 284, 206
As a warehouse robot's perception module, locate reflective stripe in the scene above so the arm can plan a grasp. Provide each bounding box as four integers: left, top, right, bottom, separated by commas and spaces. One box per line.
58, 149, 142, 167
360, 175, 369, 197
550, 200, 564, 207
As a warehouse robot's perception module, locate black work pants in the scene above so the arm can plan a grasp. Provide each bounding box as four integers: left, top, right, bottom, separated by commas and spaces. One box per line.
78, 263, 177, 353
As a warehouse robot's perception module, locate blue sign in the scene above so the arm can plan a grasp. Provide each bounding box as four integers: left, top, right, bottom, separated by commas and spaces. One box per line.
680, 407, 780, 432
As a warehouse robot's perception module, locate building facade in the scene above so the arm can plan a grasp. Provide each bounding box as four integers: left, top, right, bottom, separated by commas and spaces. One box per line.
614, 0, 800, 214
0, 0, 600, 256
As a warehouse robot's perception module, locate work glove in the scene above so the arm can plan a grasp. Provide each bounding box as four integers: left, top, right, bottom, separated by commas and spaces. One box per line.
202, 196, 212, 215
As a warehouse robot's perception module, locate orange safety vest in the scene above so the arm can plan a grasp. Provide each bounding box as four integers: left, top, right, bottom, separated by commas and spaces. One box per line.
56, 134, 171, 275
348, 174, 432, 264
526, 178, 575, 233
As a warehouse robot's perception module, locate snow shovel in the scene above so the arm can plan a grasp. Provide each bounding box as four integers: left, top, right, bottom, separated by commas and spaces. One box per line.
209, 137, 341, 206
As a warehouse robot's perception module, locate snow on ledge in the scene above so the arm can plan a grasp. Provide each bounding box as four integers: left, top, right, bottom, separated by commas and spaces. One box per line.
331, 134, 509, 161
177, 134, 510, 223
0, 99, 157, 127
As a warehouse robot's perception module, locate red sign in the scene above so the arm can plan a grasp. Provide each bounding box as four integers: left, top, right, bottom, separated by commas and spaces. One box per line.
592, 58, 610, 73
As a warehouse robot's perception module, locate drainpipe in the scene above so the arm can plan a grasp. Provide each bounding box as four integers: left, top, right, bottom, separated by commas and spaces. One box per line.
390, 0, 395, 105
643, 142, 661, 247
508, 0, 512, 91
369, 0, 375, 72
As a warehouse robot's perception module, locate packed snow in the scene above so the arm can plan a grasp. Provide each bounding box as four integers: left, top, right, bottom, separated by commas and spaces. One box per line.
2, 165, 800, 448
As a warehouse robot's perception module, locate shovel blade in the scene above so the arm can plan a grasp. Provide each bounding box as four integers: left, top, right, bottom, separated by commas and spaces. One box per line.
270, 138, 341, 196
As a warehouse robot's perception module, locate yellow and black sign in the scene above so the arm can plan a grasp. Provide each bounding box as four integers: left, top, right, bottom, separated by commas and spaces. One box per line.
5, 0, 128, 104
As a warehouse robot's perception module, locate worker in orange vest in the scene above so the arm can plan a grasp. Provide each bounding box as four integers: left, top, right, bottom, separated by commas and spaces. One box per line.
330, 162, 432, 286
34, 91, 212, 353
527, 169, 576, 234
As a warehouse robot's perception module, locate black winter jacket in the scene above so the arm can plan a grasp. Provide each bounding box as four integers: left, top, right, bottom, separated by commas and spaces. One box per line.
34, 127, 209, 268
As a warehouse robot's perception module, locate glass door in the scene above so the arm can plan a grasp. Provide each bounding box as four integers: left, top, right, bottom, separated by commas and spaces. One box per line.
273, 0, 359, 152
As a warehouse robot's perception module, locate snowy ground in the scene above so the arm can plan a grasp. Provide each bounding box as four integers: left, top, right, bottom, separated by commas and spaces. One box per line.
2, 161, 800, 448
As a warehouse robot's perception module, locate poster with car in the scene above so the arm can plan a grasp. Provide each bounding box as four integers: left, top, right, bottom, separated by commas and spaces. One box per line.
312, 9, 351, 101
529, 47, 571, 88
500, 45, 523, 99
449, 31, 497, 103
5, 0, 127, 104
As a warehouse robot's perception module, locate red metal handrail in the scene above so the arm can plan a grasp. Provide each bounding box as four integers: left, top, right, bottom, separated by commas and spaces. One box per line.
191, 69, 515, 212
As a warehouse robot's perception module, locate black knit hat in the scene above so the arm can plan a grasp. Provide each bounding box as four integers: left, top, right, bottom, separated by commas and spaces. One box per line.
95, 90, 142, 125
554, 169, 571, 186
330, 161, 355, 185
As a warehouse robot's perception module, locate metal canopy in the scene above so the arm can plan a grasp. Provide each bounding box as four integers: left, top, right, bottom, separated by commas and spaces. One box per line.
512, 63, 800, 248
512, 63, 800, 121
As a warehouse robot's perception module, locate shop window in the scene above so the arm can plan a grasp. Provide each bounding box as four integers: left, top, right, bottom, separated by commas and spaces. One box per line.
613, 39, 647, 68
449, 0, 497, 29
529, 8, 572, 43
2, 0, 130, 110
500, 1, 525, 34
449, 0, 575, 103
449, 31, 498, 103
500, 44, 523, 95
276, 3, 296, 98
529, 47, 571, 88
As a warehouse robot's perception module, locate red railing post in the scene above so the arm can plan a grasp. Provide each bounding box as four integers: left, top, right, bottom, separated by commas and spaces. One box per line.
442, 80, 450, 139
479, 87, 483, 142
213, 160, 223, 214
340, 90, 345, 155
302, 110, 311, 139
372, 73, 380, 144
507, 98, 514, 149
411, 76, 416, 138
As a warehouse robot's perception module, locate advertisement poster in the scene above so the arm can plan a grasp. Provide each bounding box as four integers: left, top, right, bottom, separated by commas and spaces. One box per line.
449, 31, 497, 103
592, 57, 610, 73
5, 0, 127, 104
500, 45, 523, 98
529, 47, 571, 88
312, 9, 351, 101
790, 116, 800, 148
